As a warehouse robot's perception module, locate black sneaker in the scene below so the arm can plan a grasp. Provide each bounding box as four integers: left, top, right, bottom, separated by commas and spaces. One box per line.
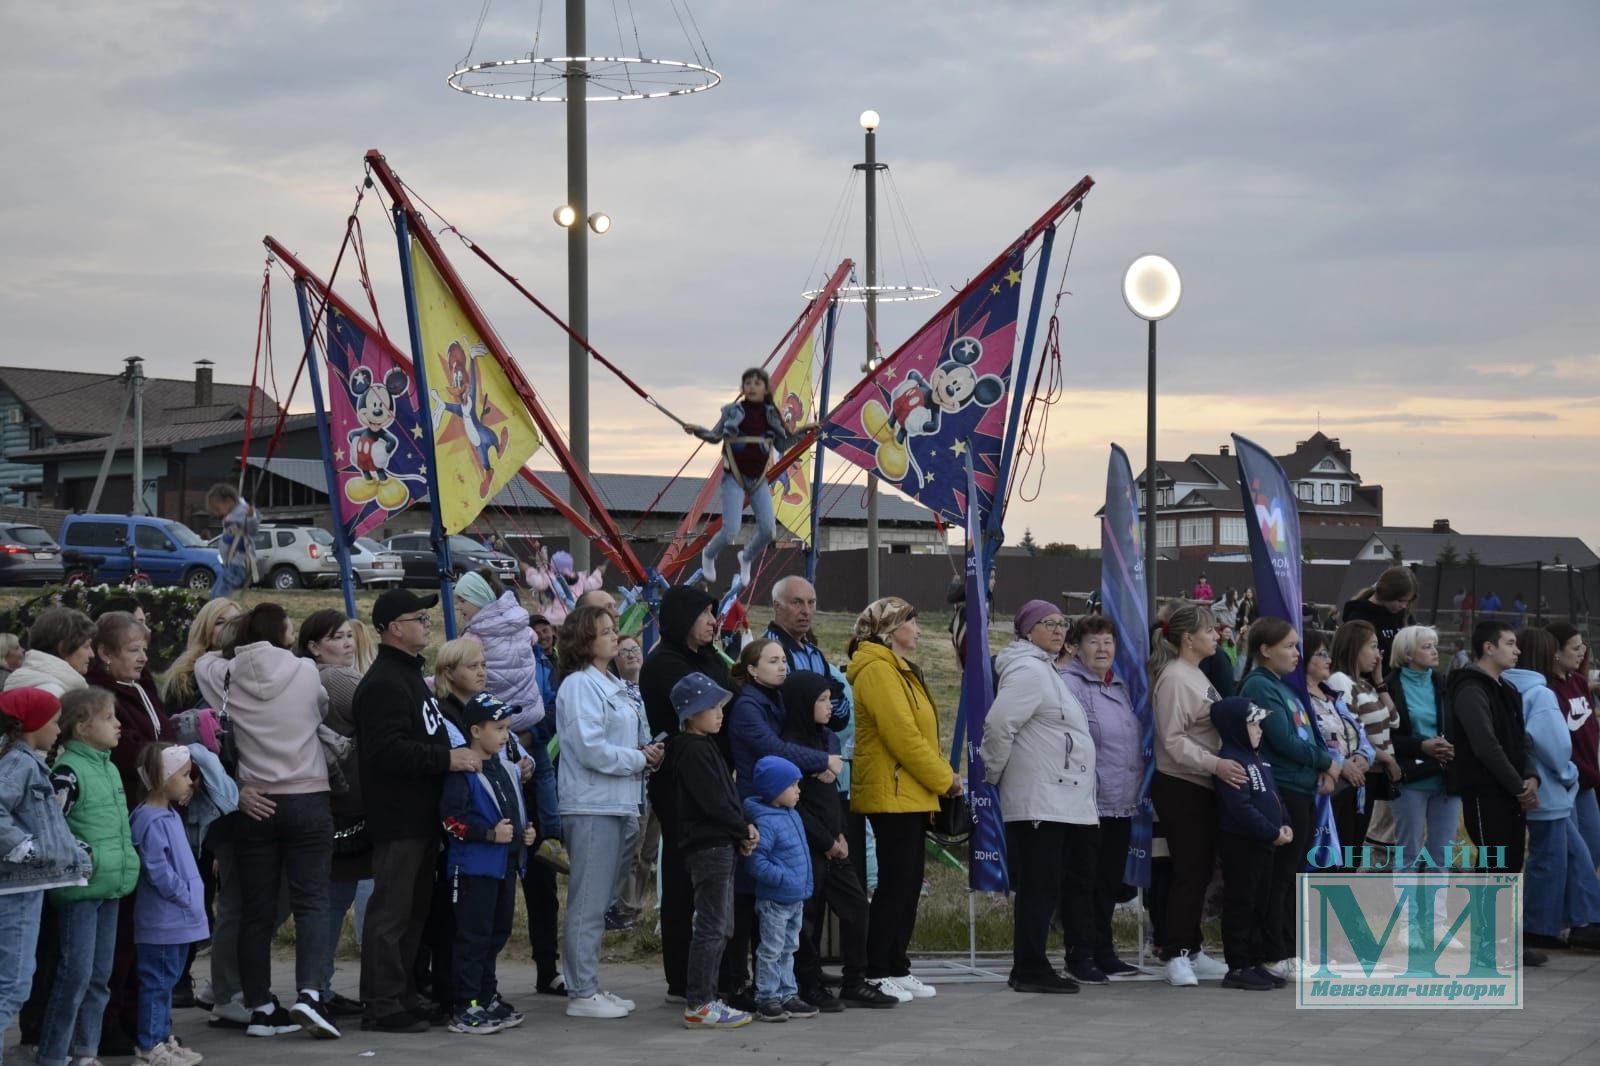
781, 996, 819, 1018
418, 1001, 452, 1027
289, 992, 341, 1039
361, 1010, 429, 1034
1008, 972, 1080, 994
1251, 964, 1287, 989
799, 986, 844, 1013
1065, 961, 1109, 985
838, 981, 898, 1008
322, 991, 365, 1018
1097, 957, 1141, 979
1567, 924, 1600, 951
172, 975, 197, 1009
246, 1000, 303, 1038
486, 995, 524, 1028
1222, 968, 1274, 991
726, 988, 760, 1013
447, 1003, 503, 1035
1523, 948, 1549, 968
1525, 932, 1567, 950
756, 1000, 788, 1022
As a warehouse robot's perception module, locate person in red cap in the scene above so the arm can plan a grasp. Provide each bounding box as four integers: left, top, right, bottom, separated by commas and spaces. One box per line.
0, 688, 92, 1056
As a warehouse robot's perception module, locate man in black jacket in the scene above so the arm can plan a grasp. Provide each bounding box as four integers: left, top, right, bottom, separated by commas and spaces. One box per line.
354, 590, 482, 1032
640, 585, 726, 1001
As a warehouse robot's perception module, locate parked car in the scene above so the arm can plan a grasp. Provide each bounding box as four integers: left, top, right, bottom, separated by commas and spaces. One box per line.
58, 515, 220, 591
383, 532, 519, 588
0, 524, 65, 586
251, 524, 341, 591
351, 536, 404, 588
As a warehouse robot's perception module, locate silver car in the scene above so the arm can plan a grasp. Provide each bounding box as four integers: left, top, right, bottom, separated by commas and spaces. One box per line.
351, 537, 404, 588
253, 525, 342, 590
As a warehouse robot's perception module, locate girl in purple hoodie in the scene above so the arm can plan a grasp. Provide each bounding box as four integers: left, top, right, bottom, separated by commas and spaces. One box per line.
129, 742, 207, 1066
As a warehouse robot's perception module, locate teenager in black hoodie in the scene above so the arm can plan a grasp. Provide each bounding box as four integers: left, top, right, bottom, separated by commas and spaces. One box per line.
779, 672, 899, 1010
639, 586, 727, 1000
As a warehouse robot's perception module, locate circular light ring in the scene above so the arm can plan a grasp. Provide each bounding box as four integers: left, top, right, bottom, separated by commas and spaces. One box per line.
448, 56, 722, 103
799, 283, 942, 304
1122, 254, 1182, 321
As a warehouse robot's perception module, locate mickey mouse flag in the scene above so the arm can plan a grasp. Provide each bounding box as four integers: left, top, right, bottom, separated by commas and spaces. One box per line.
822, 246, 1024, 526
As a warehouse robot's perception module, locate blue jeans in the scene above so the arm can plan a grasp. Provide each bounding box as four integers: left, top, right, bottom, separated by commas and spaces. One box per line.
562, 814, 638, 999
234, 791, 333, 1008
211, 558, 250, 600
1389, 787, 1461, 868
753, 897, 803, 1004
320, 877, 371, 993
135, 943, 188, 1051
1574, 788, 1600, 867
1525, 814, 1600, 936
40, 897, 119, 1066
0, 890, 43, 1058
703, 471, 777, 566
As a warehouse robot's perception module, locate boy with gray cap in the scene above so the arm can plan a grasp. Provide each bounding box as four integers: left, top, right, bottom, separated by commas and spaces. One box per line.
665, 673, 757, 1030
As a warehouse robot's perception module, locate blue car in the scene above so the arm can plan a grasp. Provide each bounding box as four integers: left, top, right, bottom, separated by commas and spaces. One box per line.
58, 514, 221, 591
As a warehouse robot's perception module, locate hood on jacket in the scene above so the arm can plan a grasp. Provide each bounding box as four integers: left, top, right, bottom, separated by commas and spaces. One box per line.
6, 649, 88, 694
779, 671, 833, 750
1324, 672, 1357, 702
469, 591, 532, 639
659, 585, 716, 648
199, 642, 305, 702
846, 638, 908, 687
995, 638, 1050, 680
1502, 668, 1551, 703
1210, 696, 1269, 750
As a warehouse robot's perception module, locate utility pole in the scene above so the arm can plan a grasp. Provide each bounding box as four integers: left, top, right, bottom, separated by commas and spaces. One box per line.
130, 357, 146, 515
859, 110, 882, 601
566, 0, 591, 571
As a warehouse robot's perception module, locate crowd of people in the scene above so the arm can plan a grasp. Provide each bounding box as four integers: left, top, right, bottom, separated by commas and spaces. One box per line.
2, 559, 1599, 1058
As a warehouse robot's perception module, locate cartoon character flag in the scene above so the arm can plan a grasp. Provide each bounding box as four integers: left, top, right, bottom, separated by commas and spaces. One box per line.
823, 247, 1023, 527
770, 332, 816, 544
408, 237, 542, 534
324, 306, 429, 540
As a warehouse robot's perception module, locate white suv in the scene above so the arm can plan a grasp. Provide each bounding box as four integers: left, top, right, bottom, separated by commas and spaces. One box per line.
252, 525, 341, 590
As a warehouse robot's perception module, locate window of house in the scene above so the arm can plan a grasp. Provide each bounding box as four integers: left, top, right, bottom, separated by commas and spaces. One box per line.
1179, 517, 1211, 546
1156, 521, 1176, 548
1297, 482, 1314, 502
1320, 483, 1334, 503
1219, 516, 1248, 546
1160, 488, 1175, 507
1340, 483, 1352, 503
27, 425, 46, 450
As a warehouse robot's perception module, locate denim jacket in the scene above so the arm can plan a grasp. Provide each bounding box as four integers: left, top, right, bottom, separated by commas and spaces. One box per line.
695, 400, 802, 488
0, 743, 91, 895
555, 666, 649, 817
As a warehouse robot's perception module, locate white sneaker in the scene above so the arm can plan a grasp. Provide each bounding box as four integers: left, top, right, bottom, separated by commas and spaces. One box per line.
737, 549, 753, 587
700, 548, 717, 583
1190, 949, 1229, 979
165, 1037, 204, 1065
892, 974, 936, 999
566, 993, 629, 1019
601, 990, 636, 1013
1164, 952, 1199, 987
209, 994, 252, 1026
1268, 957, 1301, 982
865, 977, 912, 1003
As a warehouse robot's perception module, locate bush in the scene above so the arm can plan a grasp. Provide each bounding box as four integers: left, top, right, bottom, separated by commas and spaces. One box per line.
0, 584, 206, 673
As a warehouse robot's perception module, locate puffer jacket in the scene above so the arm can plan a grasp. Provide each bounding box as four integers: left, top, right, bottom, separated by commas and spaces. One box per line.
465, 591, 546, 732
980, 640, 1097, 826
1505, 667, 1574, 821
196, 644, 328, 794
3, 650, 88, 698
738, 796, 813, 902
0, 743, 92, 894
728, 681, 829, 799
846, 640, 952, 815
1060, 657, 1141, 818
50, 739, 139, 903
556, 666, 648, 817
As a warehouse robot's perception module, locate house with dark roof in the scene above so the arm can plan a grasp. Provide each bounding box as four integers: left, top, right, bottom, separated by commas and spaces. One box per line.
1132, 432, 1385, 561
1354, 519, 1599, 569
0, 360, 284, 512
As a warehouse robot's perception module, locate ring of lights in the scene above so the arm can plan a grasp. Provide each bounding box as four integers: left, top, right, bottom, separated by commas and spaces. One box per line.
447, 56, 722, 103
800, 283, 942, 304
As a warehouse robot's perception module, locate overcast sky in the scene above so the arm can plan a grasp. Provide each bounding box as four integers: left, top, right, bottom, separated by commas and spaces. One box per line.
3, 1, 1596, 550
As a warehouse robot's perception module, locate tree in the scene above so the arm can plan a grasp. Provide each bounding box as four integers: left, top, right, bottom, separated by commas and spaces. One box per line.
1019, 528, 1039, 556
1436, 542, 1460, 567
1041, 542, 1086, 557
1465, 548, 1481, 567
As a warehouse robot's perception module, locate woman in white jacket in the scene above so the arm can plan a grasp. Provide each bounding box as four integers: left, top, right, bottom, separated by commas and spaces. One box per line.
3, 608, 94, 697
979, 599, 1097, 994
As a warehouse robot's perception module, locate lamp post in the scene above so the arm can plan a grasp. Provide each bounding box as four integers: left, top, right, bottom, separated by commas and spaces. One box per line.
1122, 254, 1182, 621
858, 108, 883, 600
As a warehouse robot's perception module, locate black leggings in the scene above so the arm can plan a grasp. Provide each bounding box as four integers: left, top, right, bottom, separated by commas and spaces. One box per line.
864, 812, 927, 979
1264, 789, 1314, 962
1149, 774, 1218, 958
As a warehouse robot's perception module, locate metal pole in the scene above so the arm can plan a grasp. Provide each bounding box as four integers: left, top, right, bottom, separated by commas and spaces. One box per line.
864, 124, 880, 601
130, 358, 146, 515
1145, 320, 1158, 622
292, 278, 359, 620
566, 0, 591, 572
88, 367, 134, 514
806, 301, 839, 584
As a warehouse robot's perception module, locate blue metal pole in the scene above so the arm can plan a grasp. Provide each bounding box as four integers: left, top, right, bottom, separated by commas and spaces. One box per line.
292, 279, 359, 619
986, 222, 1058, 558
392, 209, 457, 638
805, 300, 839, 584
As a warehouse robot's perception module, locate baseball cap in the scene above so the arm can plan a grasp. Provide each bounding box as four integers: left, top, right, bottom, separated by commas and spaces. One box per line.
372, 588, 439, 631
671, 672, 733, 722
461, 692, 512, 729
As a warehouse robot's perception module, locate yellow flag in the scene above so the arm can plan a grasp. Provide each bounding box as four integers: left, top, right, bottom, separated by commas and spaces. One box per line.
769, 333, 815, 545
409, 238, 542, 533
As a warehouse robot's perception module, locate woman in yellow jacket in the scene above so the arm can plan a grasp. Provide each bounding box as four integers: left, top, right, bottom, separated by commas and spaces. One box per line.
847, 597, 961, 1002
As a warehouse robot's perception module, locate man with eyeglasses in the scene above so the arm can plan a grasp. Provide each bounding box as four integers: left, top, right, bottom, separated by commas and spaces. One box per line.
354, 589, 485, 1034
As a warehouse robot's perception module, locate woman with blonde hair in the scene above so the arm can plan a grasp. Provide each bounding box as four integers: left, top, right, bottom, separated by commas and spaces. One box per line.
157, 597, 243, 708
847, 597, 958, 1002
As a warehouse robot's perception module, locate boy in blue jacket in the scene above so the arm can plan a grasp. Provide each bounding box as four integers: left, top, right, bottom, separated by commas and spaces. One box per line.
441, 694, 536, 1036
740, 756, 815, 1022
1210, 698, 1293, 992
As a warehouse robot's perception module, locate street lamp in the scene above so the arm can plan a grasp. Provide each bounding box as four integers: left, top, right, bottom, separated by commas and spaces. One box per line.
552, 204, 578, 228
860, 109, 883, 599
587, 212, 611, 234
1122, 254, 1181, 620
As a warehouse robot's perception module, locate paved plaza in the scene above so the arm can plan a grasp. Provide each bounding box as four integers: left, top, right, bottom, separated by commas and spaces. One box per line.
13, 951, 1593, 1066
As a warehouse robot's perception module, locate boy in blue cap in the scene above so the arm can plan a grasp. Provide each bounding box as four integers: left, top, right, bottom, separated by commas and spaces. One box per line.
741, 755, 816, 1021
666, 672, 756, 1030
440, 693, 537, 1034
